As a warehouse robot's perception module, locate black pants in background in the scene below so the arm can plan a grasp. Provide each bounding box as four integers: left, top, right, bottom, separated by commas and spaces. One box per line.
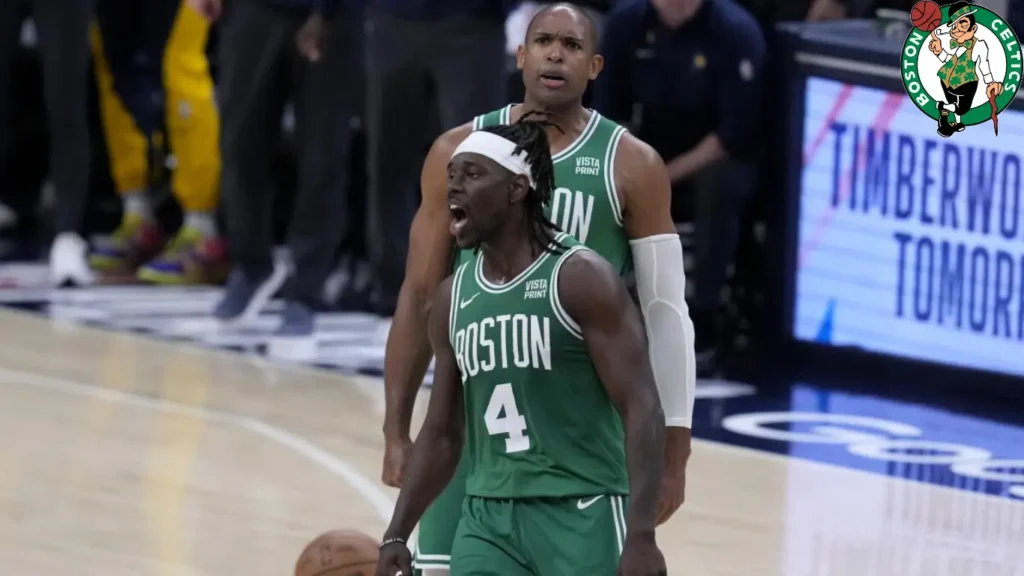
0, 0, 91, 234
677, 158, 757, 348
365, 11, 506, 310
218, 1, 362, 307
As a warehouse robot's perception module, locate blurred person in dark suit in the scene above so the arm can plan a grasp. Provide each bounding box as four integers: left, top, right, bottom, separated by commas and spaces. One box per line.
0, 0, 92, 286
594, 0, 765, 369
89, 0, 227, 286
364, 0, 508, 316
188, 0, 363, 339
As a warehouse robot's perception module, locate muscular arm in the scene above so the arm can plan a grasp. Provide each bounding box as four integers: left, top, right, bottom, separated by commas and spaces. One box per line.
382, 123, 472, 443
617, 134, 695, 523
559, 249, 665, 538
618, 133, 696, 433
382, 277, 466, 541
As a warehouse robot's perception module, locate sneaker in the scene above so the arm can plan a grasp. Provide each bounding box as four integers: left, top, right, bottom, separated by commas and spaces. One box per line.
213, 260, 289, 323
136, 226, 229, 285
90, 213, 165, 273
275, 300, 315, 336
50, 232, 94, 287
266, 299, 318, 361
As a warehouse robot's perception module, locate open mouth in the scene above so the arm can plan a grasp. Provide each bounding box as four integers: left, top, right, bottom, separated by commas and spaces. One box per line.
449, 204, 468, 235
539, 72, 567, 89
449, 204, 467, 221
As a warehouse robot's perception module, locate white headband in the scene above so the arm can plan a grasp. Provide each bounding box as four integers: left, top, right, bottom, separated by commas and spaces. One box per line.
451, 131, 535, 188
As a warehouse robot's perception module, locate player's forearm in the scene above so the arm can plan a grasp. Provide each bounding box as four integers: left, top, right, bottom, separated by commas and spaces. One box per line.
382, 286, 435, 440
382, 425, 463, 541
665, 425, 692, 463
622, 393, 665, 537
630, 235, 696, 428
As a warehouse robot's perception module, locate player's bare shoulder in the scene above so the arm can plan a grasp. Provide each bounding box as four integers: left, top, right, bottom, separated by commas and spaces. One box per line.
556, 247, 624, 315
613, 131, 668, 195
611, 131, 673, 235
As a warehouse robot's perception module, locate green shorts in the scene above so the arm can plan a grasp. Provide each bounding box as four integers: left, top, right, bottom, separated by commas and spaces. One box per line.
413, 454, 469, 571
450, 494, 629, 576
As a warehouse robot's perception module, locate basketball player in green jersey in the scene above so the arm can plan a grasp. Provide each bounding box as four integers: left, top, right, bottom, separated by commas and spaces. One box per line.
382, 4, 696, 573
376, 120, 667, 576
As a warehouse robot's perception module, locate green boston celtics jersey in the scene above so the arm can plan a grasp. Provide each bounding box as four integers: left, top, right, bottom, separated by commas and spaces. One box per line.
453, 105, 632, 276
448, 233, 628, 499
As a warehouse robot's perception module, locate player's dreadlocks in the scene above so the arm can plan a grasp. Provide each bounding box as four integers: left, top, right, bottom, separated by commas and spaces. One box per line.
482, 110, 566, 254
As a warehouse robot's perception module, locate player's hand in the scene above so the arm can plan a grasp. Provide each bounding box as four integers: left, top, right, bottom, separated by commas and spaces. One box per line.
186, 0, 222, 22
296, 12, 327, 62
987, 82, 1004, 100
382, 435, 413, 488
656, 427, 691, 525
375, 540, 412, 576
929, 37, 941, 55
618, 532, 667, 576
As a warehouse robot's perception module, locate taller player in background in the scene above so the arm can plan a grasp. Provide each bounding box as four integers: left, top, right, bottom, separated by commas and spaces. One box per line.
89, 0, 226, 285
382, 4, 696, 574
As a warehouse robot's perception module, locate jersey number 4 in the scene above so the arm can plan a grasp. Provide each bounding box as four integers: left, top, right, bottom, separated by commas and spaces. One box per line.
484, 383, 530, 453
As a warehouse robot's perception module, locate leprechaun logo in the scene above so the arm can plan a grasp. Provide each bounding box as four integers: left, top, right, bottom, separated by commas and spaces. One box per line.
901, 1, 1021, 137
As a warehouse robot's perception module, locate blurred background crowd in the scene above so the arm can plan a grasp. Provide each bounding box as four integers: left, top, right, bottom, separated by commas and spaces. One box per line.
0, 0, 1018, 373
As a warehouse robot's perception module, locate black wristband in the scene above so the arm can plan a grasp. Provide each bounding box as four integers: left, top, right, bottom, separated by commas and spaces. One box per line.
379, 537, 406, 549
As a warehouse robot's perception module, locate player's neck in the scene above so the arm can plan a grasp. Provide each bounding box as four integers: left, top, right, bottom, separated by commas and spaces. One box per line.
479, 227, 540, 285
516, 98, 587, 123
514, 100, 590, 149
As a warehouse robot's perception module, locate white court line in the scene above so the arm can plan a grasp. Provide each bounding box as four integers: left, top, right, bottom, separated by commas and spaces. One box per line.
4, 308, 1020, 509
0, 306, 389, 404
691, 437, 1024, 507
0, 366, 395, 522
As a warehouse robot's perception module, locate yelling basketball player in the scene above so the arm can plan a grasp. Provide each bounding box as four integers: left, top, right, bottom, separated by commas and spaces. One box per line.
377, 119, 667, 576
381, 4, 696, 573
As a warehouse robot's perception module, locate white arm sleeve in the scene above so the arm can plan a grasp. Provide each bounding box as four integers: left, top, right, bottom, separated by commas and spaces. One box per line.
630, 233, 696, 428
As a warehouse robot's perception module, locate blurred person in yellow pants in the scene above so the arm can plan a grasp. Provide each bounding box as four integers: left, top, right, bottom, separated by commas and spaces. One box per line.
89, 0, 227, 285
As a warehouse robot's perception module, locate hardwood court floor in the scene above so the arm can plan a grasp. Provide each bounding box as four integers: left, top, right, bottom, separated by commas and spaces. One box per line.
0, 307, 1022, 576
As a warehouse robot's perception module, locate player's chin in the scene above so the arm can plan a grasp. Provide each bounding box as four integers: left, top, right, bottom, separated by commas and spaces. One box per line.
531, 82, 578, 103
453, 229, 480, 250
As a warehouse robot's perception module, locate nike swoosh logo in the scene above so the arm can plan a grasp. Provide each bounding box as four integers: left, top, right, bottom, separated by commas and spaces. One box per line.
577, 495, 604, 510
460, 293, 479, 309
